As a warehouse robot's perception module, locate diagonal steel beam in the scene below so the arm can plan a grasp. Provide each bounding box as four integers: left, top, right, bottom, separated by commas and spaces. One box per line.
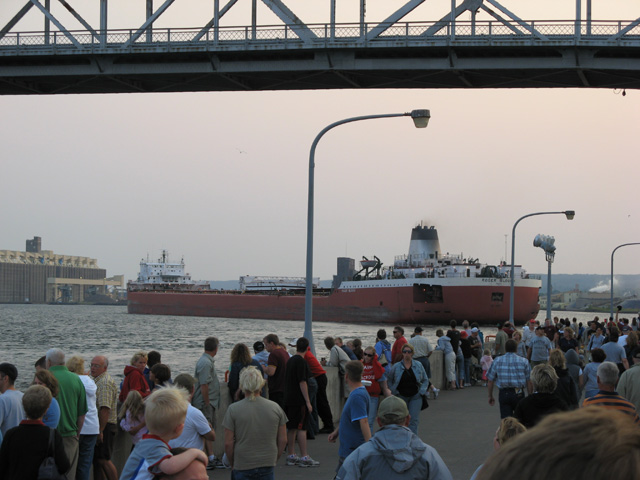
422, 0, 481, 37
123, 0, 177, 47
0, 77, 43, 94
57, 0, 100, 41
29, 0, 82, 48
478, 5, 522, 35
365, 0, 426, 41
609, 17, 640, 41
260, 0, 316, 43
484, 0, 547, 40
0, 2, 34, 41
193, 0, 239, 42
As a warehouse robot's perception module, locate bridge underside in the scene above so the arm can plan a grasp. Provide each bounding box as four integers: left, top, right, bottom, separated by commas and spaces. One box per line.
2, 45, 640, 95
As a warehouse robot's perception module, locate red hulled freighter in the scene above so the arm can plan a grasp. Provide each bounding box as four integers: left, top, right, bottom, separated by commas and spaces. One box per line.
127, 224, 541, 325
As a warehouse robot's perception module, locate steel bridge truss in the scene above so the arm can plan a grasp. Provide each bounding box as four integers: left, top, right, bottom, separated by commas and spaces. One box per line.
1, 0, 640, 94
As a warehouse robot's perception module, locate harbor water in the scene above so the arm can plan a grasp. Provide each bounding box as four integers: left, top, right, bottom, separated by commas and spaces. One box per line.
0, 304, 602, 390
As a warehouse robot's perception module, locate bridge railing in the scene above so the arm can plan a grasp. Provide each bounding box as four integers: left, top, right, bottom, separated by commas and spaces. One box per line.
1, 20, 640, 53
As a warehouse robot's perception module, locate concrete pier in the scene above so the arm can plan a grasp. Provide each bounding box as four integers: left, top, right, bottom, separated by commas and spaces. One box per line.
112, 355, 497, 480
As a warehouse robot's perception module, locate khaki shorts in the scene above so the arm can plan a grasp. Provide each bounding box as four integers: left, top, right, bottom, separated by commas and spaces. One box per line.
200, 404, 216, 429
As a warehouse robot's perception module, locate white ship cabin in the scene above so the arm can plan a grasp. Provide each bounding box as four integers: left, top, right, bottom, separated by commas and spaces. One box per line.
390, 254, 527, 279
380, 224, 529, 280
392, 252, 479, 278
137, 251, 194, 285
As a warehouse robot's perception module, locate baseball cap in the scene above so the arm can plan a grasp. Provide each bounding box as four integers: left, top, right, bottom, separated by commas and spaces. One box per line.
529, 319, 536, 323
253, 341, 265, 352
460, 331, 468, 339
0, 363, 18, 382
414, 326, 423, 333
288, 338, 299, 347
471, 327, 479, 333
378, 395, 409, 423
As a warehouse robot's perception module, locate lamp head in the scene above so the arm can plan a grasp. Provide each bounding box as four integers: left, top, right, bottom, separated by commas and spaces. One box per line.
534, 234, 556, 254
410, 109, 431, 128
564, 210, 575, 220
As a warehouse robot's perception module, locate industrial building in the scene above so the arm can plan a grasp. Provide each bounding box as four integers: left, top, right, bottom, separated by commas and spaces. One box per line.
0, 236, 123, 303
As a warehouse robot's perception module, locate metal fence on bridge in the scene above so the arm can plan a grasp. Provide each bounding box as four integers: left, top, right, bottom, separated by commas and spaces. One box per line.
1, 20, 640, 55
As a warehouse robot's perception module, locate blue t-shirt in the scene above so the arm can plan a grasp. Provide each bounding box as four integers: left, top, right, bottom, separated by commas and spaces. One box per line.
120, 434, 172, 480
601, 342, 625, 364
43, 397, 61, 428
0, 389, 25, 436
338, 386, 369, 459
529, 336, 552, 361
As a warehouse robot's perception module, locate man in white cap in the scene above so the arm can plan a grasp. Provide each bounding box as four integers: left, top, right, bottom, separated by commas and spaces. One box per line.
336, 396, 452, 480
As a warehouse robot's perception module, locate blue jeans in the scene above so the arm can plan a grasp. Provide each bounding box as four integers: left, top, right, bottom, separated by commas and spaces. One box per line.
463, 357, 471, 385
498, 388, 524, 418
367, 395, 379, 431
584, 389, 599, 399
232, 466, 274, 480
397, 393, 422, 434
76, 434, 98, 480
455, 352, 464, 386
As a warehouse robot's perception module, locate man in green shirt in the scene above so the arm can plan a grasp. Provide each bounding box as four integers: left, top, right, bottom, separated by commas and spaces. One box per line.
494, 323, 508, 357
192, 337, 221, 468
47, 348, 88, 480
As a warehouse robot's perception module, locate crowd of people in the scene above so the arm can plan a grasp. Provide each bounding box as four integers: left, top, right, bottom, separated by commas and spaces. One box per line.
0, 313, 639, 480
478, 313, 640, 478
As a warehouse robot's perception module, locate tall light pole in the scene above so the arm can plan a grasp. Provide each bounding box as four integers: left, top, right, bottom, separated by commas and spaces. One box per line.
534, 234, 556, 321
304, 110, 431, 353
610, 243, 640, 321
509, 210, 575, 324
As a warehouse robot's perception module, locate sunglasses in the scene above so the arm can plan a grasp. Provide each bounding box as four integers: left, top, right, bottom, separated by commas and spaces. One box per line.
402, 350, 413, 354
363, 353, 374, 357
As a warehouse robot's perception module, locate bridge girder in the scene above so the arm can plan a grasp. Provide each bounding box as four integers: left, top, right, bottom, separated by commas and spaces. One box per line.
2, 44, 640, 95
2, 1, 640, 94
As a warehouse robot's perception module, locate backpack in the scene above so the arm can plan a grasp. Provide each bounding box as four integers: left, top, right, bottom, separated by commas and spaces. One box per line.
378, 341, 391, 367
331, 346, 350, 375
38, 428, 66, 480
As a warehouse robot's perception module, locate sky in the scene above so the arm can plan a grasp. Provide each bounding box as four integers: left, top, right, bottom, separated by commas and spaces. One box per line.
1, 0, 639, 284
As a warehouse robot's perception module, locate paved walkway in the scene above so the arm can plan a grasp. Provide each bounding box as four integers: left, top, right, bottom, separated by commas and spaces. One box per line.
209, 385, 499, 479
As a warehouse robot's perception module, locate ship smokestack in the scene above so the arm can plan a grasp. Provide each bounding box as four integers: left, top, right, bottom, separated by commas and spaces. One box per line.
408, 224, 441, 266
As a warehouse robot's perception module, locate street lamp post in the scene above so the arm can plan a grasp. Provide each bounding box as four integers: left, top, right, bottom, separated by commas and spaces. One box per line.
610, 243, 640, 321
304, 110, 431, 353
534, 234, 556, 321
509, 210, 575, 324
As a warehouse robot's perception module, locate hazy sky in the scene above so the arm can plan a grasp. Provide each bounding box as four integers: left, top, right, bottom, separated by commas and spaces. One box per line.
1, 0, 639, 283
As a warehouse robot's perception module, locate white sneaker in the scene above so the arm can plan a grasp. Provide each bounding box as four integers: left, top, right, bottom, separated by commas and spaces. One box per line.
433, 388, 440, 399
286, 454, 300, 466
298, 456, 320, 467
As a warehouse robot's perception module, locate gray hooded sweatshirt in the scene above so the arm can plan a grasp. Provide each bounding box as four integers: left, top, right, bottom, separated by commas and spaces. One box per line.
336, 424, 452, 480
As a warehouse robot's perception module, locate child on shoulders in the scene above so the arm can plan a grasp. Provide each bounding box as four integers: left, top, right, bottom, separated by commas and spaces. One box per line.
120, 386, 207, 480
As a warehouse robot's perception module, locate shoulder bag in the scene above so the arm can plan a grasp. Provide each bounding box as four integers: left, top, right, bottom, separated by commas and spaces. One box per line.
38, 428, 67, 480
